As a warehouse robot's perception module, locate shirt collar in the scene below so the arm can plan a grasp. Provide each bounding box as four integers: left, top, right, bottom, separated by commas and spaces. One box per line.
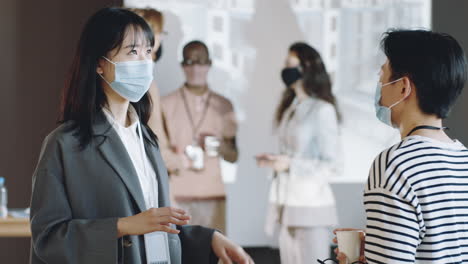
102, 104, 139, 132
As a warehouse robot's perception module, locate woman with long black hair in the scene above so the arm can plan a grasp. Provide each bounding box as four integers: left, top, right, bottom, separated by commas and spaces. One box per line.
257, 42, 342, 263
29, 7, 252, 264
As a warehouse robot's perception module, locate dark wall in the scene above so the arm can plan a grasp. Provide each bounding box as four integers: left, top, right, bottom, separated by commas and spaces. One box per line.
432, 0, 468, 144
0, 0, 121, 262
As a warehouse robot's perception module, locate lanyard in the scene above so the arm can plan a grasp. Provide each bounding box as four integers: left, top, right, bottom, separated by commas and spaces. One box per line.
137, 122, 158, 209
138, 123, 170, 264
180, 88, 212, 143
406, 125, 449, 137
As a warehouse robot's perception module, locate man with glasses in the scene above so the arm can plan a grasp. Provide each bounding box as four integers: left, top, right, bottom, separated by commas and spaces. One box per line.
161, 41, 238, 234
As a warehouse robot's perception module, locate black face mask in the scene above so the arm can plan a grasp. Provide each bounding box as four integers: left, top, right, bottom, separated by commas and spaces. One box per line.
281, 67, 302, 87
154, 44, 163, 63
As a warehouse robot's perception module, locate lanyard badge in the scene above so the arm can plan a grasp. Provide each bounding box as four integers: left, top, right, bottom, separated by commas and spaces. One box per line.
144, 231, 171, 264
137, 122, 171, 264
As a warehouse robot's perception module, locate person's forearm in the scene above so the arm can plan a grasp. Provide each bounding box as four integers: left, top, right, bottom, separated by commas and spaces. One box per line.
219, 137, 238, 162
116, 218, 127, 238
160, 147, 185, 174
155, 121, 185, 173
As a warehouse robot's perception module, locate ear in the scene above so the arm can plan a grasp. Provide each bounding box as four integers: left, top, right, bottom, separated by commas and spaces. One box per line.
402, 76, 412, 97
96, 59, 104, 75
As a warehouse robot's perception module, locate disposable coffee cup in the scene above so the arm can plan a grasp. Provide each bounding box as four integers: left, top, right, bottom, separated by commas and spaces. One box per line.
336, 230, 362, 262
185, 145, 204, 170
204, 136, 220, 157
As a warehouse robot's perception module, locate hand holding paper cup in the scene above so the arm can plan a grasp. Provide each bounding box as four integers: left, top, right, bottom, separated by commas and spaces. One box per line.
333, 229, 365, 263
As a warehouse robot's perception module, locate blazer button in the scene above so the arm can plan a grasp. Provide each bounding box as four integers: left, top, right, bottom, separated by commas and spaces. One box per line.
123, 239, 133, 248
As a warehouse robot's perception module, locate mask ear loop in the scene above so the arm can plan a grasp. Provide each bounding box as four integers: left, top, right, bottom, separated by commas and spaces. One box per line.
98, 56, 116, 85
98, 73, 112, 86
101, 56, 116, 65
381, 77, 403, 87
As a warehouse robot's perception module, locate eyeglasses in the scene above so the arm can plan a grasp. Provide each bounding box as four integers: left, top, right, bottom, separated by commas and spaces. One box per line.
181, 59, 211, 66
317, 258, 366, 264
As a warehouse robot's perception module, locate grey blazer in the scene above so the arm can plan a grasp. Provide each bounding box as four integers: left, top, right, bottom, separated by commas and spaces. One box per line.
29, 111, 217, 264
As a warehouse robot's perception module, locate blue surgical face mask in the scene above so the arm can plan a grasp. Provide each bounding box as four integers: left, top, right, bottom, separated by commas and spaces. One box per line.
99, 56, 154, 102
374, 77, 409, 127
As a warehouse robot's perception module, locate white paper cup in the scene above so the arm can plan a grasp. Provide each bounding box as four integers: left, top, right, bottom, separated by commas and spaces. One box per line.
336, 230, 362, 262
204, 136, 220, 157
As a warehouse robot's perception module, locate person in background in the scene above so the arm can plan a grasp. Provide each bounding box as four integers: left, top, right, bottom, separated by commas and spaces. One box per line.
256, 42, 342, 263
127, 7, 165, 63
334, 29, 468, 264
128, 8, 167, 149
161, 40, 238, 234
29, 8, 252, 264
129, 7, 183, 180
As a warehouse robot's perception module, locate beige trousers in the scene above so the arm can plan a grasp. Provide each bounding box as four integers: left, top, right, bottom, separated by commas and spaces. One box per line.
176, 199, 226, 234
279, 225, 330, 264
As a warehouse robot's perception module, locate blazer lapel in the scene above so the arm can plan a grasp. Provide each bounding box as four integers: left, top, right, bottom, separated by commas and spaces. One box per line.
93, 111, 147, 212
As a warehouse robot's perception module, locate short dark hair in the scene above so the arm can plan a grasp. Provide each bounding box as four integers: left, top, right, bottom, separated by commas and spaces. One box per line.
182, 40, 210, 60
60, 7, 156, 149
381, 29, 467, 119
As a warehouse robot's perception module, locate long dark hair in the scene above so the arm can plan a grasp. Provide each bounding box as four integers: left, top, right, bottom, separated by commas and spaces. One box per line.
275, 42, 341, 126
60, 7, 156, 149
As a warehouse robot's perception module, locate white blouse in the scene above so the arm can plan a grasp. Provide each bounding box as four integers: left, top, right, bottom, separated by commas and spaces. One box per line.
266, 96, 341, 229
103, 106, 159, 209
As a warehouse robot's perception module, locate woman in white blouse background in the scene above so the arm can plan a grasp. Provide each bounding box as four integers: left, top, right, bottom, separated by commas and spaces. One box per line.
256, 42, 342, 264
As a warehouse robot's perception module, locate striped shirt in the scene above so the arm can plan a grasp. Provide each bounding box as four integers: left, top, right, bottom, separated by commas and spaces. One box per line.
364, 135, 468, 263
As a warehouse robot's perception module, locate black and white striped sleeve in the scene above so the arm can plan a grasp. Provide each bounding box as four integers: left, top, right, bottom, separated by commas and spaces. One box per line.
363, 149, 425, 263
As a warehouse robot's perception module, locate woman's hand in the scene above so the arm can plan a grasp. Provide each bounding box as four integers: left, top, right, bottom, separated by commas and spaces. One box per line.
256, 153, 290, 172
212, 232, 254, 264
117, 207, 191, 238
332, 228, 366, 264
